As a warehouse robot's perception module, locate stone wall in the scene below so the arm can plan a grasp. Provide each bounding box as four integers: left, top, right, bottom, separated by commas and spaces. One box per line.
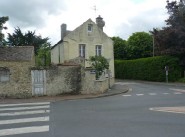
46, 65, 114, 95
80, 68, 115, 94
0, 61, 114, 98
0, 61, 33, 98
46, 65, 81, 95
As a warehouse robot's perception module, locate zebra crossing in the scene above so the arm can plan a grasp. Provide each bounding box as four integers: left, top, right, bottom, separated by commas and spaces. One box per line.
0, 102, 50, 136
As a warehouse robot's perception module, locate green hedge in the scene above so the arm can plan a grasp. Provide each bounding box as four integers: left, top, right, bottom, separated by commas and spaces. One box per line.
115, 56, 182, 82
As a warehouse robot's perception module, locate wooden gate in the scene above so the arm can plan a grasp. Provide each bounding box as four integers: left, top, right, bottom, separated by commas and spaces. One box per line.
31, 70, 46, 96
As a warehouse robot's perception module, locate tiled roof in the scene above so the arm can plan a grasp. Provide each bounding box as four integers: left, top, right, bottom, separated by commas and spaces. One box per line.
0, 46, 34, 61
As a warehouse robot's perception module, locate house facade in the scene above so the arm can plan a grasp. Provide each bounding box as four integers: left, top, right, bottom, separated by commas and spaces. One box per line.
0, 46, 35, 98
51, 16, 115, 78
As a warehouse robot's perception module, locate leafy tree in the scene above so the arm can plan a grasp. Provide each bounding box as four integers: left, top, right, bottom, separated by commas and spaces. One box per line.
127, 32, 153, 59
36, 43, 51, 66
151, 0, 185, 56
7, 27, 50, 55
112, 37, 127, 60
0, 16, 9, 46
88, 56, 109, 79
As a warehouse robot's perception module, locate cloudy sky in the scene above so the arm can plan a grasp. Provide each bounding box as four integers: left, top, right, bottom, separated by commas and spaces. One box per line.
0, 0, 170, 45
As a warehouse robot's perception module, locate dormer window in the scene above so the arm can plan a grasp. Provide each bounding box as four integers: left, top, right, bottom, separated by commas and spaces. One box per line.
88, 24, 93, 32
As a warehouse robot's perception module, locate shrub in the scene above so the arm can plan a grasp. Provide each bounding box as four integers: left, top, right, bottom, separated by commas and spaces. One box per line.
88, 56, 109, 79
115, 56, 182, 82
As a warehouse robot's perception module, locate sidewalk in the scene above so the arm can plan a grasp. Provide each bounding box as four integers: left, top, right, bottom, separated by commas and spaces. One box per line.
0, 83, 129, 104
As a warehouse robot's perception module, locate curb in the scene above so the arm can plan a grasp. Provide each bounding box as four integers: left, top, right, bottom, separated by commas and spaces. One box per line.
0, 85, 129, 104
79, 86, 129, 100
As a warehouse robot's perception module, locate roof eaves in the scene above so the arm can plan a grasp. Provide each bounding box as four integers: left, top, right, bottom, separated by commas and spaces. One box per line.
51, 40, 63, 50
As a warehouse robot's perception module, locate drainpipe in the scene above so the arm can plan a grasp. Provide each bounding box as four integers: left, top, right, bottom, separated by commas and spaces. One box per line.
58, 44, 60, 64
108, 69, 111, 89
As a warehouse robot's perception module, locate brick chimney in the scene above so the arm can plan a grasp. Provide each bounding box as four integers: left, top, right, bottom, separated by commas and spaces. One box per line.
61, 23, 67, 40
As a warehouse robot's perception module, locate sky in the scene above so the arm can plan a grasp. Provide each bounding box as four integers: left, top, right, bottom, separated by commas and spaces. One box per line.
0, 0, 171, 45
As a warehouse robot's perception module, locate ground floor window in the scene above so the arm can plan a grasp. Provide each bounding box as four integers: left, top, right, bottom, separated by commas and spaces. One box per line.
79, 44, 86, 58
96, 45, 102, 56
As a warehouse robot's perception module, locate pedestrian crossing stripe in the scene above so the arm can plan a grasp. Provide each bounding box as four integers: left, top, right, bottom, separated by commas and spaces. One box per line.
0, 116, 49, 125
0, 125, 49, 136
0, 102, 50, 136
0, 110, 50, 116
0, 105, 49, 111
0, 102, 50, 107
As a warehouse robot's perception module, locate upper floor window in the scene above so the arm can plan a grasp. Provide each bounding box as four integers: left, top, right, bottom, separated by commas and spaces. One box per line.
79, 44, 86, 58
0, 67, 10, 82
88, 24, 93, 32
96, 45, 102, 56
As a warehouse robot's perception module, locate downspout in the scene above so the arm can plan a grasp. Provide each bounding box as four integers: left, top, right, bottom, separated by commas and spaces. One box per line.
58, 44, 60, 64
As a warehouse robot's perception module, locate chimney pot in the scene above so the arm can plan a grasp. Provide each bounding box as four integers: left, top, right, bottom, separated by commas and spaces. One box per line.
96, 15, 105, 31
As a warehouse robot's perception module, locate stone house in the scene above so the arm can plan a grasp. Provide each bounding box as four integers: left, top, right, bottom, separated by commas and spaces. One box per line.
51, 16, 114, 77
0, 46, 35, 98
51, 16, 115, 94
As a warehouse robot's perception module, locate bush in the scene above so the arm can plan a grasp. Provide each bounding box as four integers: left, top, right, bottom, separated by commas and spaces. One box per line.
115, 56, 182, 82
177, 78, 185, 83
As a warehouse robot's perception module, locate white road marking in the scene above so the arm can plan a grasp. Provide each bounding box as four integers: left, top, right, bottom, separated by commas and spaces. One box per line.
0, 110, 50, 116
122, 92, 184, 97
169, 88, 185, 93
122, 95, 131, 97
150, 106, 185, 114
174, 92, 182, 95
0, 105, 49, 111
149, 93, 157, 96
0, 125, 49, 136
136, 94, 144, 96
0, 102, 50, 107
0, 116, 49, 125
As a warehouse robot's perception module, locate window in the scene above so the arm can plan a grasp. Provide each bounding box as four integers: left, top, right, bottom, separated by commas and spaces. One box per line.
96, 45, 102, 56
79, 44, 86, 58
0, 67, 10, 82
88, 24, 93, 32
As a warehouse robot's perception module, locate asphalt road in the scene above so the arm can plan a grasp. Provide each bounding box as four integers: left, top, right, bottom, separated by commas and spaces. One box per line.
1, 81, 185, 137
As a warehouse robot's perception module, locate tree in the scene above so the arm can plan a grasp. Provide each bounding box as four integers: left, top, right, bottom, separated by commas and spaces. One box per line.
112, 37, 127, 60
88, 56, 109, 79
36, 43, 51, 66
127, 32, 153, 59
151, 0, 185, 56
0, 16, 9, 46
7, 27, 50, 55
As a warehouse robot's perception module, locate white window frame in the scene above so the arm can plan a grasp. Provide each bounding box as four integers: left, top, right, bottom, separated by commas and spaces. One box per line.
96, 45, 102, 56
88, 24, 93, 32
79, 44, 86, 58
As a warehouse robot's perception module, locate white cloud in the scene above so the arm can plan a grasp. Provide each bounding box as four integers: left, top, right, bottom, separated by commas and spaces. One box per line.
0, 0, 169, 45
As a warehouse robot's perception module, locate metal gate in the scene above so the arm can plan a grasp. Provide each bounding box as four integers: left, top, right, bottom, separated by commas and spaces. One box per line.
31, 70, 46, 96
